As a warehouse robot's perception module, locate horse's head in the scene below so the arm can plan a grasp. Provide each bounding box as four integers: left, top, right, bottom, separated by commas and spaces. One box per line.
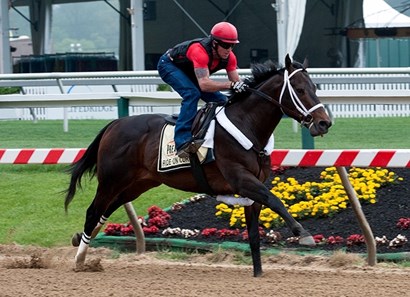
237, 56, 331, 137
280, 54, 332, 136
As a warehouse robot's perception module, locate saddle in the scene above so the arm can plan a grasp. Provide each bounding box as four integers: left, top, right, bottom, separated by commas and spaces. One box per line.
164, 102, 222, 195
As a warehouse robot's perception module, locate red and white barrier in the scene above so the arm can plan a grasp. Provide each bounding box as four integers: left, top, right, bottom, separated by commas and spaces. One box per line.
0, 148, 86, 164
0, 148, 409, 168
271, 149, 410, 168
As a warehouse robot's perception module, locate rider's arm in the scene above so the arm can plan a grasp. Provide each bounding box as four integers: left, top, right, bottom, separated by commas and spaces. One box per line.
195, 68, 231, 92
227, 70, 240, 82
188, 44, 233, 92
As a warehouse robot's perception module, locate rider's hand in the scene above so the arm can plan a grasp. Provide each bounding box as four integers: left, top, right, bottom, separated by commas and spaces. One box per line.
230, 81, 248, 93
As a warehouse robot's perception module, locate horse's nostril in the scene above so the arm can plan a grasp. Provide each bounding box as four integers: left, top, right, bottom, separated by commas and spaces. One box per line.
319, 120, 332, 130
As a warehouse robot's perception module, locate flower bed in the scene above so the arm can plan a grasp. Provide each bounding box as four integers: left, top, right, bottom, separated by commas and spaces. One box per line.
102, 167, 410, 254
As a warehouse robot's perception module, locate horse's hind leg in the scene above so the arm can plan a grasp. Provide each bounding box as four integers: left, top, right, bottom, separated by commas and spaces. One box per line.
72, 200, 126, 248
71, 215, 109, 248
74, 181, 159, 268
89, 181, 159, 239
244, 203, 263, 277
74, 194, 107, 268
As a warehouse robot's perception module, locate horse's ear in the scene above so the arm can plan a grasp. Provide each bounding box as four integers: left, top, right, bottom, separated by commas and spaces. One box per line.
285, 54, 292, 69
303, 57, 309, 69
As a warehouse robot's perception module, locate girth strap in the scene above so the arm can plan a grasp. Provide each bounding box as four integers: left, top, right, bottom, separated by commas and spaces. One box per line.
189, 153, 215, 196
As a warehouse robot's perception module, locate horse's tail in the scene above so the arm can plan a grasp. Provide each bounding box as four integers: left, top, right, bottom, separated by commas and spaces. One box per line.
64, 121, 114, 211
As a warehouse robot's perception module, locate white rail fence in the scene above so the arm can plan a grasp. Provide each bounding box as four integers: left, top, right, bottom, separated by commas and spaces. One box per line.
330, 104, 410, 118
0, 67, 409, 120
311, 68, 410, 118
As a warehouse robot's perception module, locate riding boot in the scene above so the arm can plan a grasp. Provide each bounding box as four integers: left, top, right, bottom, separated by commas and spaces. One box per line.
176, 138, 205, 158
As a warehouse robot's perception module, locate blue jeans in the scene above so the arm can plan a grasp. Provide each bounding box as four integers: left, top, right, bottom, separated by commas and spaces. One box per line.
157, 53, 226, 150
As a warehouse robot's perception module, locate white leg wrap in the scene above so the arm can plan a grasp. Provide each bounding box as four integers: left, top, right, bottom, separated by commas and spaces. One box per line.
91, 216, 108, 238
95, 215, 108, 230
75, 233, 91, 264
99, 215, 108, 225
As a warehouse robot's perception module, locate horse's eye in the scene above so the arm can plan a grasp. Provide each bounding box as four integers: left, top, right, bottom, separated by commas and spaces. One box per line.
296, 88, 304, 94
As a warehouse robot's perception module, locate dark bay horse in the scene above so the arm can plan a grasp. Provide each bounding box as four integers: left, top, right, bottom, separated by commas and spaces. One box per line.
65, 54, 331, 277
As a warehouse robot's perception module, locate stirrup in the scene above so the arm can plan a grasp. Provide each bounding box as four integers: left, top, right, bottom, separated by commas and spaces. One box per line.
177, 139, 205, 158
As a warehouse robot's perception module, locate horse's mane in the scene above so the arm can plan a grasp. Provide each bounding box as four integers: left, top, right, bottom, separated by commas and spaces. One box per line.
246, 59, 305, 87
229, 59, 305, 101
247, 60, 280, 87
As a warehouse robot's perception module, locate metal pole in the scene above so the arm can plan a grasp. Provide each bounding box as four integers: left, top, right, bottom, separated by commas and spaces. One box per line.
172, 0, 207, 36
56, 78, 69, 132
336, 166, 377, 266
43, 0, 53, 54
301, 126, 314, 149
124, 202, 146, 254
130, 0, 145, 70
117, 97, 129, 117
0, 1, 12, 73
274, 0, 286, 62
223, 0, 243, 21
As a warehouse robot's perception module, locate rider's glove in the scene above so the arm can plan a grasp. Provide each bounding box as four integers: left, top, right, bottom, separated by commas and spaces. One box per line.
230, 81, 248, 93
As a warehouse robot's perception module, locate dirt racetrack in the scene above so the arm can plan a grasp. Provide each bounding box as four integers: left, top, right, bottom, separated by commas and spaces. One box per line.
0, 244, 409, 297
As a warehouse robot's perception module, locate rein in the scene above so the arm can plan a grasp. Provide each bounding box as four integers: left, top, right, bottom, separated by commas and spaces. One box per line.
246, 87, 304, 121
247, 68, 324, 128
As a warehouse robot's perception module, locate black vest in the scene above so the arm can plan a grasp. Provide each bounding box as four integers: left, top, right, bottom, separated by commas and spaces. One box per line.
169, 37, 229, 83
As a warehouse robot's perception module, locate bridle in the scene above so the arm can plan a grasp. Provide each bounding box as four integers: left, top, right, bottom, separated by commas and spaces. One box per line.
247, 67, 325, 129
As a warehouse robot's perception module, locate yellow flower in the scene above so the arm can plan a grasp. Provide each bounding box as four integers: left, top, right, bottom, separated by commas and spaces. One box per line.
214, 167, 401, 228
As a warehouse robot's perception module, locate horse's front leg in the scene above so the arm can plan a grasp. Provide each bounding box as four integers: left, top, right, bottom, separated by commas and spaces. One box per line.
241, 182, 315, 246
244, 203, 263, 277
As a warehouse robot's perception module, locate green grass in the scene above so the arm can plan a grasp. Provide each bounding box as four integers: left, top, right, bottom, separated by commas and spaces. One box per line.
0, 164, 191, 247
307, 117, 410, 149
0, 117, 409, 247
0, 119, 111, 148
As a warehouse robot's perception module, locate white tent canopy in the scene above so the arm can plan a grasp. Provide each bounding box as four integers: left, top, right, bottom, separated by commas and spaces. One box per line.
275, 0, 307, 61
363, 0, 410, 27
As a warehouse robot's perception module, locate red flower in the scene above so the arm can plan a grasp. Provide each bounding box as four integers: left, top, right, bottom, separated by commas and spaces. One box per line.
104, 223, 127, 236
146, 205, 171, 228
201, 228, 218, 237
215, 228, 240, 238
346, 234, 365, 246
143, 225, 159, 234
326, 236, 344, 245
148, 216, 169, 228
241, 227, 266, 241
120, 225, 134, 235
396, 218, 410, 230
313, 234, 325, 243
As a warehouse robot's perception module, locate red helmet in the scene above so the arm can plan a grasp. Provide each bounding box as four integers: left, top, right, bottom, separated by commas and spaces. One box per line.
210, 22, 239, 44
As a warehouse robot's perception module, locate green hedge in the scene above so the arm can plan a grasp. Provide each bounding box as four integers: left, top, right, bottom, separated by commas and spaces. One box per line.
0, 87, 21, 95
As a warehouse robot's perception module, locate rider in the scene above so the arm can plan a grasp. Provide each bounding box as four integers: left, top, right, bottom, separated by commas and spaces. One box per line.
157, 21, 248, 158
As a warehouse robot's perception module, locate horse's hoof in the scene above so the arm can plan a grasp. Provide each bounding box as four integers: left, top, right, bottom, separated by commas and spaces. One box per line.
299, 235, 316, 246
71, 232, 82, 247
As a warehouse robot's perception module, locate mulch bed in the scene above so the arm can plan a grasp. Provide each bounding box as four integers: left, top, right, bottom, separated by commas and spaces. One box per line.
142, 167, 410, 254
